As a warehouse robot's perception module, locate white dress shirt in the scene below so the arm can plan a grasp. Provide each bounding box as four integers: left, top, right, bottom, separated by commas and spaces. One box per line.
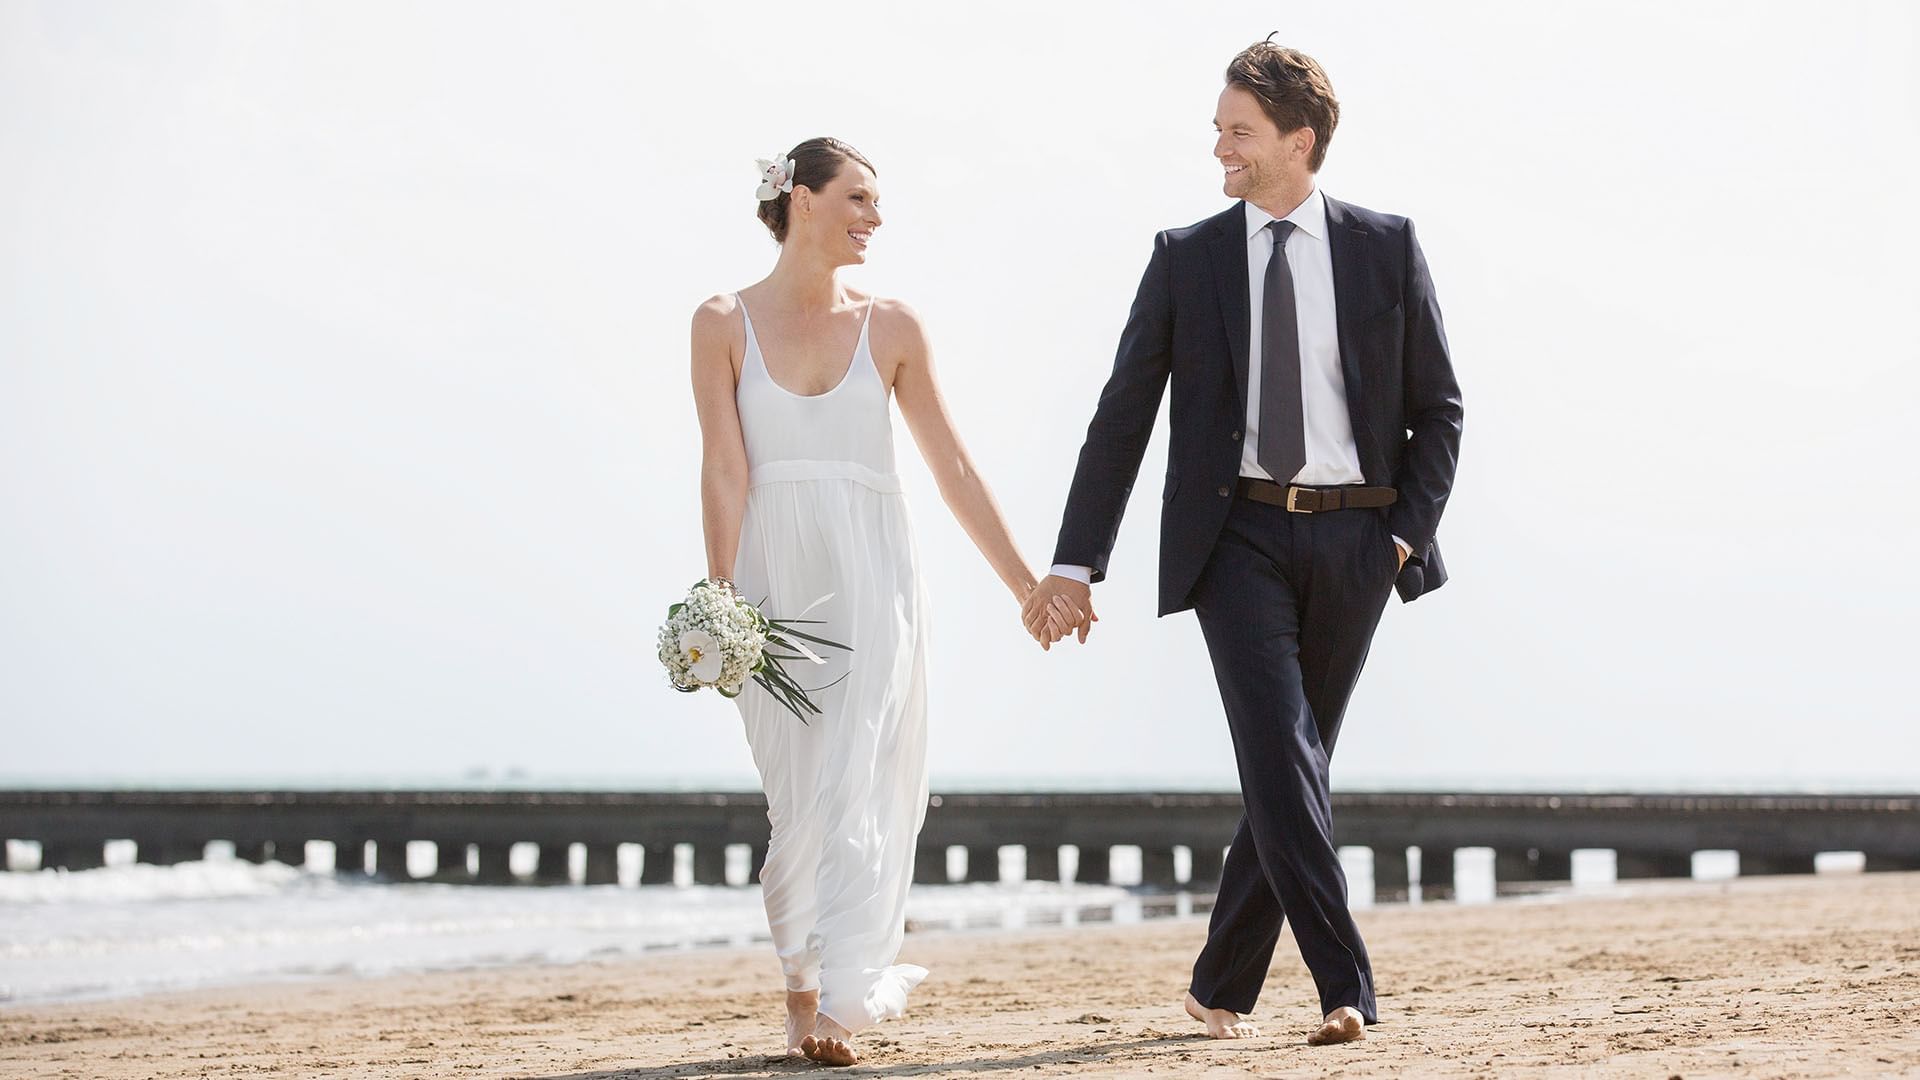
1051, 190, 1406, 587
1239, 190, 1363, 485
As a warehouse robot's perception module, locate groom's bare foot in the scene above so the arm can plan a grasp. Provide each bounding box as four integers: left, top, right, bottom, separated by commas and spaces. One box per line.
1306, 1005, 1367, 1045
783, 989, 819, 1056
1184, 990, 1258, 1038
800, 1014, 858, 1066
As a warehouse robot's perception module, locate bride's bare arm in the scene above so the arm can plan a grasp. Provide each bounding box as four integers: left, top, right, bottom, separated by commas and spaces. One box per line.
886, 300, 1046, 606
692, 295, 749, 581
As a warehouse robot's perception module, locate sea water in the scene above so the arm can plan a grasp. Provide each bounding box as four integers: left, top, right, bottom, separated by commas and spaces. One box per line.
3, 842, 1873, 1007
0, 856, 1150, 1007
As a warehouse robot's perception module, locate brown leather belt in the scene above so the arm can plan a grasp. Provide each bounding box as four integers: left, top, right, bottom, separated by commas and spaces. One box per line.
1237, 477, 1397, 513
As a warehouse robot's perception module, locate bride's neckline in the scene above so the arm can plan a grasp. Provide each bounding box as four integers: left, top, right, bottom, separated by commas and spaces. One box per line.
739, 294, 871, 400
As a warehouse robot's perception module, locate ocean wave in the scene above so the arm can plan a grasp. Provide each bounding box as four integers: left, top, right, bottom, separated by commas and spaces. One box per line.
0, 859, 310, 904
0, 864, 1181, 1008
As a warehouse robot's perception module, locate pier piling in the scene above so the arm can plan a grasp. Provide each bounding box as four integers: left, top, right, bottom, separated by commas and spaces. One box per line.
42, 842, 104, 871
639, 843, 675, 886
1075, 844, 1111, 885
691, 845, 727, 885
534, 843, 572, 885
582, 844, 619, 886
1373, 846, 1410, 895
1615, 850, 1694, 880
474, 843, 516, 884
1024, 843, 1060, 883
1419, 846, 1455, 897
964, 845, 1001, 883
374, 840, 411, 881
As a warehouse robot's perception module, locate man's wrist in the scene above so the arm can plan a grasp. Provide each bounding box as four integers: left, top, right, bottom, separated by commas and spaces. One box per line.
1047, 564, 1094, 585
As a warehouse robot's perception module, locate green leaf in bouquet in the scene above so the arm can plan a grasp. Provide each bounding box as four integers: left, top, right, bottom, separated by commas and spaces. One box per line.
752, 672, 813, 724
807, 669, 853, 695
773, 659, 827, 703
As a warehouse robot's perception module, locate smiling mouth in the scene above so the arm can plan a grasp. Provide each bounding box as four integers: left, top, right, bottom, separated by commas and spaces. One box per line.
1223, 164, 1249, 176
849, 230, 872, 246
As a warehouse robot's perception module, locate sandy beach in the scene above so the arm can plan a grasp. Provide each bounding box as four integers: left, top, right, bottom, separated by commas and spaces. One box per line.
4, 872, 1917, 1078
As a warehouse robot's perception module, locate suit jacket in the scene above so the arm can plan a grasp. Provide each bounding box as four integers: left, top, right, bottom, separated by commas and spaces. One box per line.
1052, 196, 1464, 616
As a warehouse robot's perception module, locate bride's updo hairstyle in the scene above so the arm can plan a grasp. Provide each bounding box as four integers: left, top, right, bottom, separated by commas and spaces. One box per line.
757, 137, 877, 243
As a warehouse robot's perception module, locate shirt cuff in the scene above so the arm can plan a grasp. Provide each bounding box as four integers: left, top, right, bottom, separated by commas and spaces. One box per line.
1392, 536, 1412, 559
1047, 564, 1094, 585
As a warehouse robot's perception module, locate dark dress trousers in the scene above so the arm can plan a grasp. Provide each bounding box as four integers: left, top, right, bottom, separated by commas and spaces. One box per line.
1051, 197, 1463, 1020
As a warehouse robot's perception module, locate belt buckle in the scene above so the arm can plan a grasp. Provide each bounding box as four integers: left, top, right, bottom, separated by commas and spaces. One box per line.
1285, 486, 1313, 513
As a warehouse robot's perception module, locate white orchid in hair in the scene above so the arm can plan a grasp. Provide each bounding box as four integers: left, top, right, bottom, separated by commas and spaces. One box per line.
755, 156, 797, 201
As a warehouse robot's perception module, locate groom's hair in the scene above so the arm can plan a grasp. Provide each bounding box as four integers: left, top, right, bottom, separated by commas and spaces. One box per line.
1226, 42, 1340, 173
757, 137, 877, 244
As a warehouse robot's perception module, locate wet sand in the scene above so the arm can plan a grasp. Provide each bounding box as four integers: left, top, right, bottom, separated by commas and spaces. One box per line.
4, 872, 1916, 1078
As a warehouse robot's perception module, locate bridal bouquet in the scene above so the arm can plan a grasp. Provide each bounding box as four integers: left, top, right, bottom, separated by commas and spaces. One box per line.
658, 579, 850, 723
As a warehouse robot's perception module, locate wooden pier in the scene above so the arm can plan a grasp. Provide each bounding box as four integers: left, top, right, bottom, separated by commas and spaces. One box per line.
2, 790, 1915, 890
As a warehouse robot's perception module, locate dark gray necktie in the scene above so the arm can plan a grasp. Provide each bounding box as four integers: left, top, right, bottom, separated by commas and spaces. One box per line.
1257, 218, 1306, 484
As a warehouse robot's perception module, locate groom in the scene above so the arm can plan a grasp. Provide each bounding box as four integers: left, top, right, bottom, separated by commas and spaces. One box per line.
1024, 41, 1462, 1045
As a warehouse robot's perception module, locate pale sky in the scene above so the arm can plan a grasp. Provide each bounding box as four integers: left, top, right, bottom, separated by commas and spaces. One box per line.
2, 1, 1915, 791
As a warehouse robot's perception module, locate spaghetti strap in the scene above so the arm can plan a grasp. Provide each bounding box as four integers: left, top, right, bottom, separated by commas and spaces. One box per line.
855, 298, 878, 381
736, 293, 765, 378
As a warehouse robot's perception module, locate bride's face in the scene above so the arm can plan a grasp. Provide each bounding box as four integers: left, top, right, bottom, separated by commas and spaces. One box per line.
793, 163, 882, 266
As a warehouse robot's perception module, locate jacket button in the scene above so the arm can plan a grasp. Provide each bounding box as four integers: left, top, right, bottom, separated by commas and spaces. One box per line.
1231, 430, 1242, 441
1217, 485, 1231, 498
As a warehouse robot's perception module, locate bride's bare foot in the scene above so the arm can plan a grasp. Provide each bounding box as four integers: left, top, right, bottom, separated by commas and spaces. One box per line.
1306, 1005, 1367, 1045
783, 989, 819, 1056
1184, 990, 1259, 1038
800, 1014, 858, 1067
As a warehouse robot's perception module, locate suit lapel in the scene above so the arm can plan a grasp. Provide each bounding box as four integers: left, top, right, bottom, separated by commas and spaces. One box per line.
1207, 202, 1252, 417
1324, 195, 1377, 460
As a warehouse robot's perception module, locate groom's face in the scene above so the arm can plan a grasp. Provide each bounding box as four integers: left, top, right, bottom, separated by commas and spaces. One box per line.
1213, 85, 1310, 202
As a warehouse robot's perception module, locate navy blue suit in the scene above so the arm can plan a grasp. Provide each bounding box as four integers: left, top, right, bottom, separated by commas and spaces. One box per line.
1052, 196, 1463, 1019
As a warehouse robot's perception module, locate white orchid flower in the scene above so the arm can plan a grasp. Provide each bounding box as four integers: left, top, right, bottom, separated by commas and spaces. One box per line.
755, 156, 797, 201
679, 628, 724, 683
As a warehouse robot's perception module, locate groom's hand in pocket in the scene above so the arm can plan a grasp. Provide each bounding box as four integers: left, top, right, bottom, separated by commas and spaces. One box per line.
1023, 575, 1096, 650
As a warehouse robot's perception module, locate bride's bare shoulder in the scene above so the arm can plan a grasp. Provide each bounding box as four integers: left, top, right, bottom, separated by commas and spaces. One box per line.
691, 292, 749, 354
865, 296, 931, 355
692, 291, 743, 330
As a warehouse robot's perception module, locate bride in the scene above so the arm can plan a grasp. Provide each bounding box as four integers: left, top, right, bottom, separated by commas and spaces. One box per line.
689, 137, 1082, 1066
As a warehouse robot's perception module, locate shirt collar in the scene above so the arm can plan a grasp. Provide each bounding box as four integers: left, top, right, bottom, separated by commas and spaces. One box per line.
1244, 187, 1327, 242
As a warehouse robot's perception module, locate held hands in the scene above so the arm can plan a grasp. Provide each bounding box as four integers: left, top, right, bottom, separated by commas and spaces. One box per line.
1014, 542, 1400, 652
1020, 575, 1097, 651
1015, 543, 1400, 652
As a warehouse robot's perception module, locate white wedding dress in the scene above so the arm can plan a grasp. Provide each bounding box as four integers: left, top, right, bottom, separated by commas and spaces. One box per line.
729, 294, 931, 1033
